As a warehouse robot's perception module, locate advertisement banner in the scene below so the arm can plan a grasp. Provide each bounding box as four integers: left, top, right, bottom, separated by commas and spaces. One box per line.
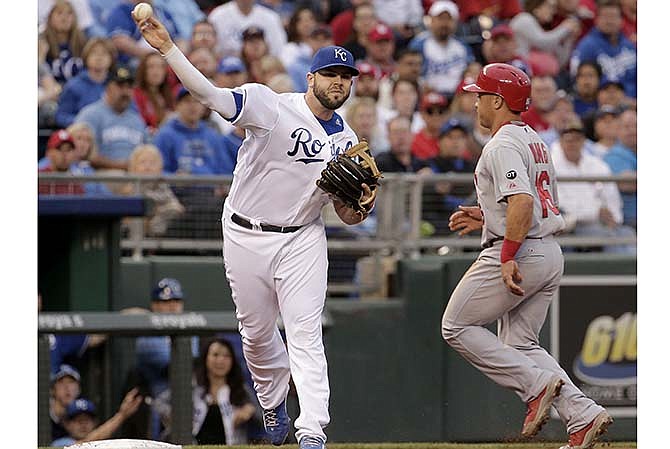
553, 277, 637, 416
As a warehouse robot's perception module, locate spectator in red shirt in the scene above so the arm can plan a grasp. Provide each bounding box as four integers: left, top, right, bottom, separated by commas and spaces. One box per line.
521, 74, 558, 132
451, 0, 522, 22
331, 0, 371, 46
133, 52, 175, 132
550, 0, 596, 41
38, 129, 85, 195
363, 23, 396, 78
411, 92, 450, 160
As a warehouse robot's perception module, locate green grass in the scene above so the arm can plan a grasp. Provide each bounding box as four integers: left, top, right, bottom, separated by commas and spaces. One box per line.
41, 443, 637, 449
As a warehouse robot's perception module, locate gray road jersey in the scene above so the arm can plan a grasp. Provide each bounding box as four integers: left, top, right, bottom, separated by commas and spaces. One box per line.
474, 121, 565, 246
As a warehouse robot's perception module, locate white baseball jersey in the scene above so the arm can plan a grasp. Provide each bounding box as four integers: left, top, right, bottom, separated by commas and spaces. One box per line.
474, 121, 566, 246
226, 83, 358, 226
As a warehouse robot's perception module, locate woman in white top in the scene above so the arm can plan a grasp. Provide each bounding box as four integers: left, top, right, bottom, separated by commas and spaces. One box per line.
191, 337, 258, 445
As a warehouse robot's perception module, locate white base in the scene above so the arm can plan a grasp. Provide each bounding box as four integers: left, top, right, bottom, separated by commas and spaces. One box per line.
65, 439, 182, 449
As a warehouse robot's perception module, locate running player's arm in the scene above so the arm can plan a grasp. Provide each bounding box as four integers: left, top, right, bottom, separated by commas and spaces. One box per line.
489, 145, 534, 296
504, 193, 533, 242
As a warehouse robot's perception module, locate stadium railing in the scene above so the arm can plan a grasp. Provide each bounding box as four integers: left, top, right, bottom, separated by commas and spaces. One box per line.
38, 172, 637, 296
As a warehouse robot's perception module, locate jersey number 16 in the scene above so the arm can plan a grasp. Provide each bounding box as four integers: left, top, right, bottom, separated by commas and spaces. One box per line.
535, 170, 560, 218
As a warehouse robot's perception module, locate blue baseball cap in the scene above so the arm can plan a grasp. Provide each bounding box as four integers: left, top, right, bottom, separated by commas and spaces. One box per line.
439, 118, 468, 137
66, 398, 97, 419
51, 364, 81, 384
309, 46, 359, 76
152, 277, 184, 301
176, 86, 191, 101
218, 56, 246, 74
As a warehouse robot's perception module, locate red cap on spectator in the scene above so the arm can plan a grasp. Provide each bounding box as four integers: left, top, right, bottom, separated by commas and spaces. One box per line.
356, 62, 380, 79
490, 24, 515, 40
420, 92, 449, 111
368, 23, 394, 42
47, 129, 74, 150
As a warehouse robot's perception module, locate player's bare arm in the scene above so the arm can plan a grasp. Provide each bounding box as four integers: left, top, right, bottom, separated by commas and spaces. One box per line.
333, 183, 375, 225
501, 193, 533, 296
448, 205, 483, 235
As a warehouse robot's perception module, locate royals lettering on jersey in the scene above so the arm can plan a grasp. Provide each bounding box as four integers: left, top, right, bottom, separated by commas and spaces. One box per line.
288, 127, 353, 164
474, 122, 565, 246
225, 83, 357, 226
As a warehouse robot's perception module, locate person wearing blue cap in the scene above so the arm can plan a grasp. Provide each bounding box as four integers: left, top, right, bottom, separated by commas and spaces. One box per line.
214, 56, 249, 89
50, 391, 143, 447
134, 278, 199, 398
135, 12, 375, 449
49, 364, 82, 441
423, 118, 476, 235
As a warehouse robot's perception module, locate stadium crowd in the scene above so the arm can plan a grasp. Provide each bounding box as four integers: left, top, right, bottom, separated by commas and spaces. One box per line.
38, 0, 637, 242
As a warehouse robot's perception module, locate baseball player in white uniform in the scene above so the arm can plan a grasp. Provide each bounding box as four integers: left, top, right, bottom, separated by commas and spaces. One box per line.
135, 14, 374, 449
443, 64, 613, 449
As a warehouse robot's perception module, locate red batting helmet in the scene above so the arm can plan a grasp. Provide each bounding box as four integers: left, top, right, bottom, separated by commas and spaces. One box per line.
462, 63, 531, 112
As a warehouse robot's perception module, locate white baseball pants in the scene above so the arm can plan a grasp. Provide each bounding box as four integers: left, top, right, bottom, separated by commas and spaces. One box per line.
222, 205, 330, 442
442, 237, 604, 433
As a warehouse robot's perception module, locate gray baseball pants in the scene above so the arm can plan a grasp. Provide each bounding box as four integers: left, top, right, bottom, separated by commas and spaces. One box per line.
441, 237, 604, 433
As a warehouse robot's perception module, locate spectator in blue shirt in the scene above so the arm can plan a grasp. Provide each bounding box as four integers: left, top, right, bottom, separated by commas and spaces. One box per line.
134, 278, 199, 398
154, 0, 205, 42
221, 127, 245, 171
74, 66, 149, 170
38, 0, 87, 86
106, 0, 184, 66
88, 0, 121, 37
603, 108, 637, 228
570, 1, 637, 98
153, 87, 235, 175
55, 38, 117, 128
571, 60, 601, 119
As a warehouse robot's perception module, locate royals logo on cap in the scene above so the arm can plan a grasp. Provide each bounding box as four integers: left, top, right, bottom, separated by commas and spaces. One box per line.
310, 46, 359, 76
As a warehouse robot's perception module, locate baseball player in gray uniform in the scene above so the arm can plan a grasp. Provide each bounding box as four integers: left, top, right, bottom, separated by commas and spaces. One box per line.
135, 13, 375, 449
442, 64, 613, 449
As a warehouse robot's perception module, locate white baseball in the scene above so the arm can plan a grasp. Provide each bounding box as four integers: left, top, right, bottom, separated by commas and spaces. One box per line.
133, 2, 153, 21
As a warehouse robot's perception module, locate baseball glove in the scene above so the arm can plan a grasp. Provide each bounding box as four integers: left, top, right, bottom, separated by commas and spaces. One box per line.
316, 141, 383, 213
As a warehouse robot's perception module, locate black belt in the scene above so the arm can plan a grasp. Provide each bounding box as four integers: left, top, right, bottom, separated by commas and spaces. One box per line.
482, 235, 543, 249
231, 213, 302, 233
